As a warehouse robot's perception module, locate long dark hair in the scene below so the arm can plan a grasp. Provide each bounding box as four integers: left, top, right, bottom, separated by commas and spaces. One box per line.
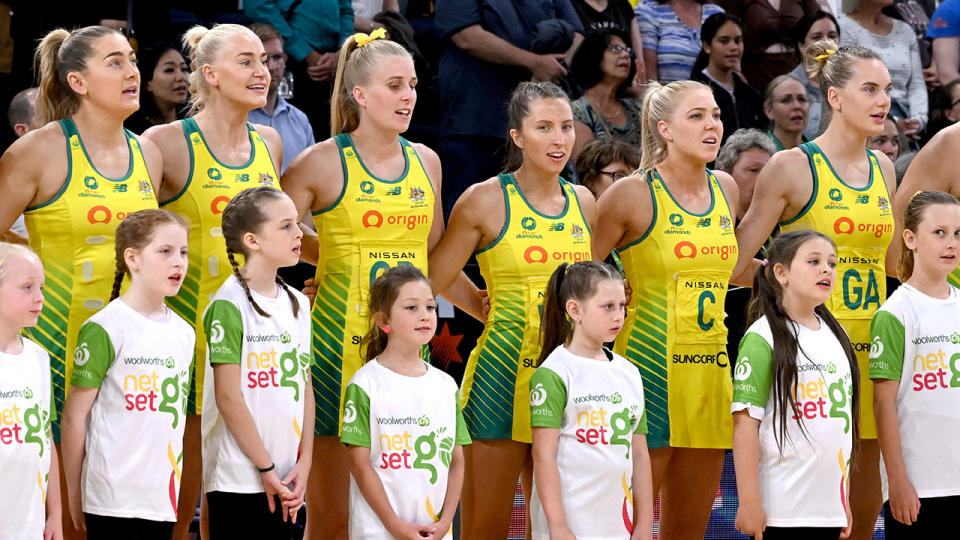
690, 13, 742, 76
747, 230, 860, 456
571, 31, 636, 98
130, 42, 188, 128
359, 265, 433, 363
538, 261, 624, 364
898, 190, 960, 281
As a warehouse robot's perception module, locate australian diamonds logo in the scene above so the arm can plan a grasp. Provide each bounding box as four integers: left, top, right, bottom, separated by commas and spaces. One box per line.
409, 186, 425, 202
571, 224, 584, 238
878, 196, 890, 211
718, 215, 732, 230
259, 173, 274, 185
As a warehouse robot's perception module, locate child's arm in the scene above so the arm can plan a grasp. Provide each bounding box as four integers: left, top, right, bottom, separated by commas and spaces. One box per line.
212, 363, 293, 516
874, 379, 920, 526
281, 382, 316, 519
732, 410, 766, 539
531, 427, 575, 540
433, 445, 465, 535
60, 386, 98, 532
630, 433, 653, 540
346, 445, 438, 540
45, 431, 63, 540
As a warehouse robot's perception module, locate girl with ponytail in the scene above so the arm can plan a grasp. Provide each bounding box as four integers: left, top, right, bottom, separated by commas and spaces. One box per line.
733, 229, 859, 540
529, 261, 652, 540
281, 30, 466, 538
591, 79, 741, 539
62, 209, 194, 539
341, 265, 469, 539
200, 187, 312, 539
870, 191, 960, 537
0, 26, 162, 538
732, 41, 898, 539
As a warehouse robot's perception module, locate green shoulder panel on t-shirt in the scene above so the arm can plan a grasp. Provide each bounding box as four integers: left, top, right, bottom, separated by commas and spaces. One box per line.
869, 310, 906, 381
530, 367, 566, 429
204, 300, 243, 365
71, 322, 115, 387
454, 390, 472, 446
635, 406, 648, 435
733, 332, 774, 408
340, 383, 371, 448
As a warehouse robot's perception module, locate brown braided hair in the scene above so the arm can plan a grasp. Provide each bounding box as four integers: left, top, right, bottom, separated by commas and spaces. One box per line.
111, 209, 188, 301
221, 187, 300, 318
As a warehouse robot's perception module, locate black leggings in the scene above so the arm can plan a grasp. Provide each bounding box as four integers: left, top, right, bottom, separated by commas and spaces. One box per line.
206, 491, 300, 540
884, 495, 960, 539
751, 526, 842, 540
84, 513, 174, 540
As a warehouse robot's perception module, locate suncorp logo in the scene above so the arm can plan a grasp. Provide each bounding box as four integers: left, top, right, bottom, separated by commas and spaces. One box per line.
361, 210, 429, 230
673, 241, 738, 261
833, 217, 892, 238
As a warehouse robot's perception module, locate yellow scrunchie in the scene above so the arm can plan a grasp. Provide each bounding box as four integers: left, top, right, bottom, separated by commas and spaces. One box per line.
815, 49, 836, 61
354, 27, 387, 48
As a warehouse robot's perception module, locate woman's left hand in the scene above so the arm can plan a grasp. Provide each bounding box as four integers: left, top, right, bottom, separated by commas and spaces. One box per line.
898, 117, 921, 140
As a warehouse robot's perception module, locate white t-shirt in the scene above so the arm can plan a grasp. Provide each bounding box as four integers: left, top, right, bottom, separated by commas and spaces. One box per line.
733, 315, 853, 527
201, 275, 312, 494
869, 283, 960, 500
71, 299, 195, 521
0, 338, 52, 540
340, 360, 471, 540
528, 346, 647, 540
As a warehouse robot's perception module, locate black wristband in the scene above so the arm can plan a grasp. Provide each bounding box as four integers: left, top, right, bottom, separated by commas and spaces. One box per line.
257, 462, 276, 473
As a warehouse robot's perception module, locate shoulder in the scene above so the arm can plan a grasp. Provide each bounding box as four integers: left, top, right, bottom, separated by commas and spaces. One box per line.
141, 121, 189, 156
743, 316, 774, 344
454, 176, 506, 213
347, 360, 379, 388
4, 121, 66, 162
252, 123, 282, 149
762, 147, 812, 180
876, 286, 914, 317
426, 364, 460, 389
284, 138, 341, 178
570, 183, 596, 207
409, 141, 441, 172
536, 348, 570, 377
890, 18, 915, 37
711, 169, 737, 192
21, 337, 51, 367
704, 3, 724, 16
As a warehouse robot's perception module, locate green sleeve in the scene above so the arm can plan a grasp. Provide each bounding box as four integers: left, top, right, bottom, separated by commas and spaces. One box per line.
454, 390, 472, 445
869, 310, 906, 381
530, 367, 566, 429
70, 322, 115, 387
340, 383, 371, 448
634, 406, 648, 435
203, 300, 244, 365
732, 332, 774, 407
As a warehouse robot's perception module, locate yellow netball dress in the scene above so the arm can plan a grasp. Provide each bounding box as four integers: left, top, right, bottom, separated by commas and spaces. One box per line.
613, 170, 738, 449
311, 133, 435, 436
460, 174, 592, 443
780, 142, 893, 438
161, 117, 278, 414
23, 118, 158, 440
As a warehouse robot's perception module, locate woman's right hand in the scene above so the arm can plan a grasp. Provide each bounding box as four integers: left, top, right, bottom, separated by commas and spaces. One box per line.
261, 468, 294, 520
888, 472, 921, 525
735, 500, 766, 539
68, 491, 85, 532
388, 519, 437, 539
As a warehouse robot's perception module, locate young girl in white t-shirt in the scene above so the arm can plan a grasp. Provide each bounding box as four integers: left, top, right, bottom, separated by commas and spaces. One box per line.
528, 261, 653, 540
870, 191, 960, 538
340, 265, 470, 539
61, 209, 194, 539
0, 243, 60, 540
200, 187, 313, 539
733, 229, 860, 540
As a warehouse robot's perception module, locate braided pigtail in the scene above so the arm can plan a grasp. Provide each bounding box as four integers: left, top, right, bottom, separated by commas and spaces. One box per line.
109, 259, 125, 302
276, 275, 300, 319
229, 250, 269, 318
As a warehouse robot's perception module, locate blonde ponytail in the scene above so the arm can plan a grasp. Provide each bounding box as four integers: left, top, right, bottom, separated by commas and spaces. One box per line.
638, 80, 709, 171
329, 35, 411, 136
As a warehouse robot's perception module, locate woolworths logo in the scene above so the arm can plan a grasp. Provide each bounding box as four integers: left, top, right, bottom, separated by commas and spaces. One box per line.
530, 383, 547, 406
418, 415, 430, 427
280, 331, 291, 344
164, 357, 175, 369
610, 392, 622, 404
75, 343, 90, 366
22, 387, 33, 399
343, 400, 357, 424
209, 320, 225, 344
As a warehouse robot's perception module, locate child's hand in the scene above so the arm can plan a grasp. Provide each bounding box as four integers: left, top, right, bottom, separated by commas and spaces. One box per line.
387, 519, 437, 539
548, 525, 577, 540
888, 473, 921, 526
67, 491, 85, 532
261, 468, 294, 521
840, 503, 853, 538
630, 523, 652, 540
44, 512, 63, 540
280, 459, 311, 520
735, 500, 766, 539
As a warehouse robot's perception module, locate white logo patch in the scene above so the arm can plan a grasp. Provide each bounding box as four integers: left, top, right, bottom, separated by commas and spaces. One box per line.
530, 383, 547, 407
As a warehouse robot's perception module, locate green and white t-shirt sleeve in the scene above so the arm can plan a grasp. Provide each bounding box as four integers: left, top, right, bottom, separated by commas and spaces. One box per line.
869, 310, 906, 381
70, 322, 115, 387
340, 383, 371, 448
530, 367, 566, 429
634, 407, 648, 435
454, 390, 472, 446
203, 300, 243, 365
732, 332, 774, 419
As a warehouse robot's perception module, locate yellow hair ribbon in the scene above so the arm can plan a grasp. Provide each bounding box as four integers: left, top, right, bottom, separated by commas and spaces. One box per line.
354, 27, 387, 48
815, 49, 836, 61
911, 190, 924, 200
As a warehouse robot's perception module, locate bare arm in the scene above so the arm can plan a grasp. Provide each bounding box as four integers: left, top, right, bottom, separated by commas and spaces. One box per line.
630, 433, 653, 540
630, 19, 646, 82
280, 384, 315, 519
427, 182, 494, 296
0, 131, 50, 231
142, 122, 190, 204
347, 445, 438, 538
46, 437, 63, 540
642, 49, 658, 82
933, 37, 960, 87
873, 152, 899, 278
591, 175, 651, 261
434, 446, 465, 534
531, 427, 575, 539
874, 379, 920, 526
253, 124, 285, 175
732, 410, 766, 538
451, 25, 568, 81
61, 386, 98, 531
136, 135, 165, 200
281, 141, 343, 267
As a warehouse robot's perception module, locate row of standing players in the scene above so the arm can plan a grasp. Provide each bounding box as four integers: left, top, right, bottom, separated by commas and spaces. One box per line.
2, 18, 959, 540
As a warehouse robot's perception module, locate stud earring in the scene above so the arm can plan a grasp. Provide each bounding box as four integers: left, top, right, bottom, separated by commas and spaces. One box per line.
382, 325, 391, 334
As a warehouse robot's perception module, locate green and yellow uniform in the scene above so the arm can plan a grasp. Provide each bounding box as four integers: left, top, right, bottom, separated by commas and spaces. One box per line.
780, 142, 893, 438
23, 118, 158, 440
311, 133, 435, 436
461, 174, 591, 443
161, 118, 278, 414
614, 170, 737, 449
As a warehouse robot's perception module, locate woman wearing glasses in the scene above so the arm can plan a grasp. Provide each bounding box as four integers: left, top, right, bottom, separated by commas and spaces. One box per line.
570, 31, 642, 163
